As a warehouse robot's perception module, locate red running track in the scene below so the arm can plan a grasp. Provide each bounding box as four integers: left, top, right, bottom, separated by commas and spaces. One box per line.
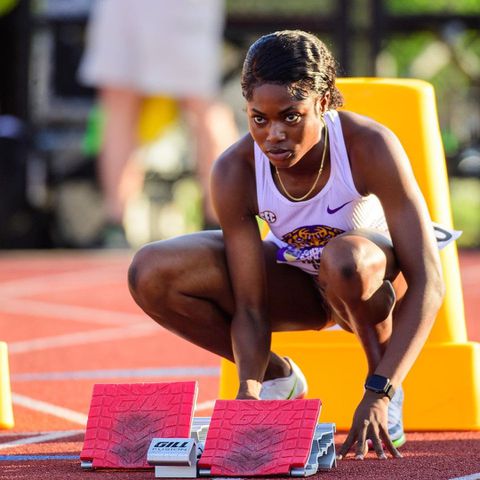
0, 249, 479, 480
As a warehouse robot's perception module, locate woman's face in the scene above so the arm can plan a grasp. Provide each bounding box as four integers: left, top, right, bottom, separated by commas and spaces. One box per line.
246, 83, 326, 169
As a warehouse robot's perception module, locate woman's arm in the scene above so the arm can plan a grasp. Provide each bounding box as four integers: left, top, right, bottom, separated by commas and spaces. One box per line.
351, 118, 445, 388
211, 137, 271, 399
337, 113, 445, 459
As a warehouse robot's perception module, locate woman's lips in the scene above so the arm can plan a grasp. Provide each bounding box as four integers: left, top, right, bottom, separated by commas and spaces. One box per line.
266, 149, 293, 162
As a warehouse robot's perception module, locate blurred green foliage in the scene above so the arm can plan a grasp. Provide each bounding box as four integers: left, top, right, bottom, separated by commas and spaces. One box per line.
386, 30, 480, 77
226, 0, 333, 15
449, 178, 480, 248
0, 0, 18, 16
387, 0, 480, 14
385, 32, 435, 74
226, 0, 480, 15
383, 30, 478, 126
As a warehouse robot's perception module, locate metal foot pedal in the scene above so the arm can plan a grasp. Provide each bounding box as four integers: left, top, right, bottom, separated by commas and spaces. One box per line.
290, 423, 337, 476
80, 381, 198, 469
190, 416, 210, 447
197, 399, 334, 477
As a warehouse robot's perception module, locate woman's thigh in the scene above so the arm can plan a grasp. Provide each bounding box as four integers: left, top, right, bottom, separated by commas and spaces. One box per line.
262, 241, 332, 331
132, 230, 331, 331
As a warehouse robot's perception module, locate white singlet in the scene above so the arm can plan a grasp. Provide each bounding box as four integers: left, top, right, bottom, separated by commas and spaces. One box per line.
255, 109, 389, 276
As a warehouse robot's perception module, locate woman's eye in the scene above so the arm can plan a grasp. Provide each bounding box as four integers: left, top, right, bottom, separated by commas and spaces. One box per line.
253, 116, 266, 125
285, 113, 301, 123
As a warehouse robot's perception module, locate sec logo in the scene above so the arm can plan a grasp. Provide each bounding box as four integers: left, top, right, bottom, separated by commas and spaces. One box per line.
259, 210, 277, 223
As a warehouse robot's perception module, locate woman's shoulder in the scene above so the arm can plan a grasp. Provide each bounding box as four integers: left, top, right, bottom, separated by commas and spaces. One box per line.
337, 110, 396, 146
211, 133, 258, 214
214, 133, 255, 176
336, 110, 407, 195
211, 133, 257, 191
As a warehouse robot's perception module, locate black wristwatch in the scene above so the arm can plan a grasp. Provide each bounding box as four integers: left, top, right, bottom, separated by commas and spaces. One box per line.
365, 374, 396, 400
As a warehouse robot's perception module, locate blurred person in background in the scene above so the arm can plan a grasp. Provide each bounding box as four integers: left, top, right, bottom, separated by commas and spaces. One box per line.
78, 0, 238, 247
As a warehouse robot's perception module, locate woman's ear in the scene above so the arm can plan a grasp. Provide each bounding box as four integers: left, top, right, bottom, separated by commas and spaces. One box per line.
313, 97, 322, 117
319, 91, 331, 115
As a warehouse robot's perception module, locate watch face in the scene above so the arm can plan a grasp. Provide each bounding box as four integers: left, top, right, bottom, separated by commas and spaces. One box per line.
366, 375, 390, 391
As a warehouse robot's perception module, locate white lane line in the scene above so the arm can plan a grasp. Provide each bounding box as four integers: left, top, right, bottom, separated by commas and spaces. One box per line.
195, 400, 216, 412
0, 298, 148, 326
449, 474, 480, 480
0, 431, 82, 451
9, 323, 159, 354
0, 454, 79, 461
11, 393, 88, 426
0, 430, 83, 438
0, 268, 126, 298
12, 366, 220, 381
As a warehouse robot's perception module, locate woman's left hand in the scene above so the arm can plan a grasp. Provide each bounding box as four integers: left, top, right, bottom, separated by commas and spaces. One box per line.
337, 390, 402, 460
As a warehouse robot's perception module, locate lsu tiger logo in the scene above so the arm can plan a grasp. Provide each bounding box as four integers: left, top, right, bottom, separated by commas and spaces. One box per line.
277, 224, 344, 270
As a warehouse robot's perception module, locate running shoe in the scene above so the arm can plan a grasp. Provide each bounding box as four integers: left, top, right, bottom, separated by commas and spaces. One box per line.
388, 384, 406, 448
260, 357, 308, 400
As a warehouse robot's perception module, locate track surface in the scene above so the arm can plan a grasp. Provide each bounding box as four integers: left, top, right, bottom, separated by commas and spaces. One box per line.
0, 249, 479, 480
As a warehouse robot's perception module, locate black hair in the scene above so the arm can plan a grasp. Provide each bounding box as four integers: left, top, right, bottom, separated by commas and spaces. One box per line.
241, 30, 343, 109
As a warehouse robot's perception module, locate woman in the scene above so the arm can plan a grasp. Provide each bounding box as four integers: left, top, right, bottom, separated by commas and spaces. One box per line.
128, 30, 445, 460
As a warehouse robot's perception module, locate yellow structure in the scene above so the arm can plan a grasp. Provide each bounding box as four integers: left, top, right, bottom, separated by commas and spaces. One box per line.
0, 341, 14, 429
219, 78, 480, 430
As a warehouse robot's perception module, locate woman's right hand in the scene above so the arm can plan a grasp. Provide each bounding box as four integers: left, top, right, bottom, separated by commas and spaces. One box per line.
337, 390, 402, 460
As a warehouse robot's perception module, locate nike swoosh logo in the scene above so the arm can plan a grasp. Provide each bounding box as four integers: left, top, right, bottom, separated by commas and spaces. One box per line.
327, 200, 352, 214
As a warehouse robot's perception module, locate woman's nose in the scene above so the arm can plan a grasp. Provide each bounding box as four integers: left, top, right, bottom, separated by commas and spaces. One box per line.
267, 122, 286, 142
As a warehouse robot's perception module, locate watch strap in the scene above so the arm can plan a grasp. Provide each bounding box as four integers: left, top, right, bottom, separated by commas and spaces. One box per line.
384, 383, 395, 400
365, 374, 396, 400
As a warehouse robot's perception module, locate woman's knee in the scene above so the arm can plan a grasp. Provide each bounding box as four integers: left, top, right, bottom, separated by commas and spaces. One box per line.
128, 242, 174, 303
128, 244, 147, 295
318, 234, 387, 303
129, 232, 229, 307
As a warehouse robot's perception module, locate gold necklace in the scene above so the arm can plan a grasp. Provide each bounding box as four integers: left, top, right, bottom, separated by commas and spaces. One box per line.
275, 116, 329, 202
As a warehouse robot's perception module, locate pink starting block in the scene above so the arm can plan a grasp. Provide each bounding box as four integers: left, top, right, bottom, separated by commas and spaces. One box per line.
198, 399, 321, 476
80, 381, 197, 469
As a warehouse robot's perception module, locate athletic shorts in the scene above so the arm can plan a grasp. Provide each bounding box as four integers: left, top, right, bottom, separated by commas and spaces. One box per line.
264, 226, 392, 277
266, 222, 461, 277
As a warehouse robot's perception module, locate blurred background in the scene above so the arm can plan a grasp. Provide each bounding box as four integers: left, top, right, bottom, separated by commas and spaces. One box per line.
1, 0, 479, 250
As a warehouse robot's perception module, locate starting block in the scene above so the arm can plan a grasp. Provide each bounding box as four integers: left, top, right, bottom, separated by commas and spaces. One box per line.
197, 399, 334, 477
80, 382, 336, 477
80, 381, 198, 469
